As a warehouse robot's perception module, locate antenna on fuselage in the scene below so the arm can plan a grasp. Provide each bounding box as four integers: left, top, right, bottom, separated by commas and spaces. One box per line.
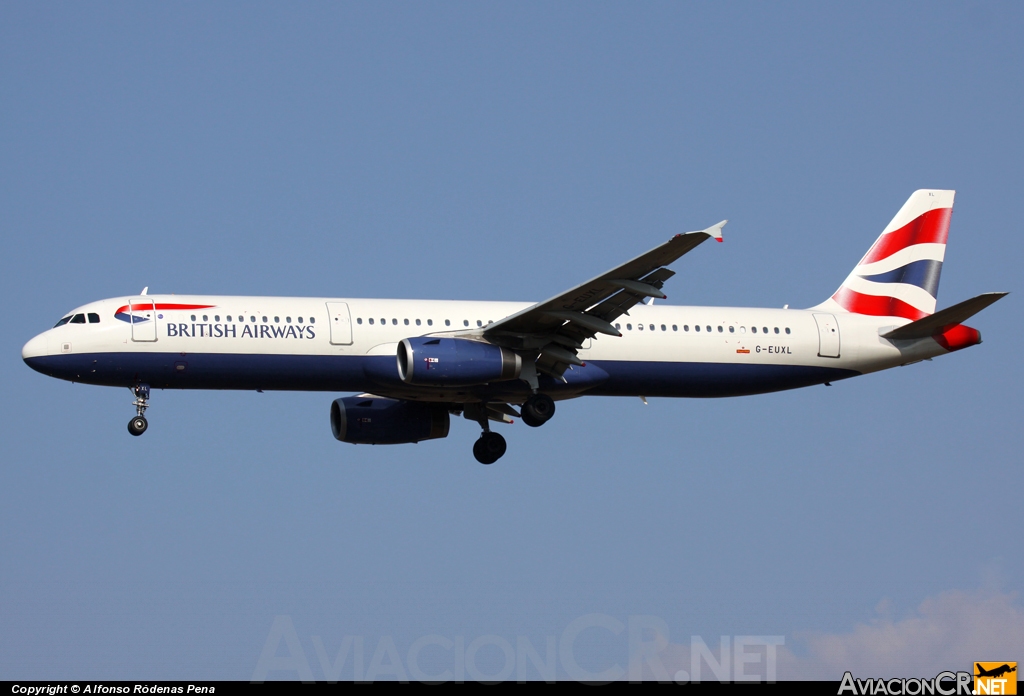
140, 287, 149, 295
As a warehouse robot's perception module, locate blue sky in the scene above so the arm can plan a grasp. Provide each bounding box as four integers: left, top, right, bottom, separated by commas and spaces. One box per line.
2, 2, 1021, 681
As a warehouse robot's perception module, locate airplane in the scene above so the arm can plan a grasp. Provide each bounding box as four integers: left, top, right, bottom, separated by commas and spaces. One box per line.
975, 664, 1016, 679
22, 189, 1006, 464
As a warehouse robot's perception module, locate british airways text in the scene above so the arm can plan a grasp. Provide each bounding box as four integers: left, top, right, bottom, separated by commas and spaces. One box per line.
166, 323, 316, 339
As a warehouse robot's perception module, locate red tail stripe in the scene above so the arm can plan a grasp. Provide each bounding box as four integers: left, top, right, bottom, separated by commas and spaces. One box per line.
832, 287, 928, 321
860, 207, 952, 265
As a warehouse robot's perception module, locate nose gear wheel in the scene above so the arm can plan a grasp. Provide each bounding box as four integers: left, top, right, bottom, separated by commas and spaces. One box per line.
128, 416, 148, 436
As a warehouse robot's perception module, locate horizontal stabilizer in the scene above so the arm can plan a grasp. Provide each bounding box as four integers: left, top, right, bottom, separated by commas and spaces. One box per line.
881, 292, 1008, 340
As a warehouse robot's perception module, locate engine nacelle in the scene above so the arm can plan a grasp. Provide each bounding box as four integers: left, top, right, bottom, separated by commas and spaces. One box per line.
330, 396, 450, 445
397, 337, 522, 386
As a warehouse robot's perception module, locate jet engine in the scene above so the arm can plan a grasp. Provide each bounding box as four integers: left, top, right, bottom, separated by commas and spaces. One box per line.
330, 396, 450, 445
397, 337, 521, 386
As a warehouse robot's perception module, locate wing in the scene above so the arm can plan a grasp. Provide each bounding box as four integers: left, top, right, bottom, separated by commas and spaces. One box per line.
484, 221, 726, 378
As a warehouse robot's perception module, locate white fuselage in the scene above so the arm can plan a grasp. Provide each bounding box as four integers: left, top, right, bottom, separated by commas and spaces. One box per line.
22, 294, 951, 403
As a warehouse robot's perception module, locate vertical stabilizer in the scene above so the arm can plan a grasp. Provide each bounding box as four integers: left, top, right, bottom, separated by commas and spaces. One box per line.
815, 190, 954, 320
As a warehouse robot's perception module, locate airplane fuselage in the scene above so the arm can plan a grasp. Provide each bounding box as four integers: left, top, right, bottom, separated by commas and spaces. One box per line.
22, 294, 956, 404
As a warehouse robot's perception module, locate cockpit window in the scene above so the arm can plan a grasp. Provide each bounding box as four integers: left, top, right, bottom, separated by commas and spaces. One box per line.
70, 314, 86, 324
87, 313, 100, 324
54, 316, 72, 327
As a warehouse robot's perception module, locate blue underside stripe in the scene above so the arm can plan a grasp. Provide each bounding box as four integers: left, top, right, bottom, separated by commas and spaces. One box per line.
25, 352, 859, 399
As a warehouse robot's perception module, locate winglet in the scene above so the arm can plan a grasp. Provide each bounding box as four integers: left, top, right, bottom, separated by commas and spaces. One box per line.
704, 220, 727, 242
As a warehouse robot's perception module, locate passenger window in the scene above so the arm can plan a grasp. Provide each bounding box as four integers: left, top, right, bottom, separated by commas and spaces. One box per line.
357, 318, 363, 324
477, 320, 482, 327
751, 326, 757, 333
392, 318, 398, 325
695, 325, 700, 332
251, 316, 256, 322
404, 319, 410, 326
54, 316, 72, 327
615, 323, 621, 330
380, 318, 385, 325
71, 314, 86, 324
638, 324, 644, 331
626, 324, 632, 330
706, 325, 711, 332
215, 315, 221, 322
740, 326, 746, 333
298, 317, 303, 323
445, 320, 450, 326
226, 316, 232, 322
661, 325, 666, 331
463, 320, 469, 327
785, 327, 791, 334
203, 315, 209, 321
274, 316, 280, 323
263, 316, 268, 323
369, 318, 374, 325
88, 313, 100, 324
415, 319, 421, 326
683, 325, 689, 332
427, 319, 433, 326
191, 315, 196, 321
285, 317, 291, 323
649, 324, 654, 331
729, 326, 734, 333
672, 325, 678, 331
309, 317, 315, 324
763, 327, 768, 334
774, 327, 779, 334
718, 326, 723, 333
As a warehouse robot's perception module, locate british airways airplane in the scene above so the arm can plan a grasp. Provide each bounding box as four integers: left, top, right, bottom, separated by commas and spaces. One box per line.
22, 190, 1005, 463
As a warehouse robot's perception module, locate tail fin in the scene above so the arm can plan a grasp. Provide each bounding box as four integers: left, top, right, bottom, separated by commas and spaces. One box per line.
817, 190, 955, 320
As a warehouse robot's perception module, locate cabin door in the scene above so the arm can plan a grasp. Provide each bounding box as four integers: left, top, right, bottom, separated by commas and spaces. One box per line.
327, 302, 353, 345
129, 298, 158, 342
813, 313, 840, 358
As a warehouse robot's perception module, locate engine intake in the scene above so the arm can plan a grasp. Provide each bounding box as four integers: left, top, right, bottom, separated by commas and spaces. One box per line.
330, 396, 450, 445
397, 337, 521, 386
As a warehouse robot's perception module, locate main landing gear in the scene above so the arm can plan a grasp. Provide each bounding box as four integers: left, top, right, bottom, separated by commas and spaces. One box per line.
473, 431, 506, 465
468, 394, 555, 464
521, 393, 555, 428
128, 383, 150, 436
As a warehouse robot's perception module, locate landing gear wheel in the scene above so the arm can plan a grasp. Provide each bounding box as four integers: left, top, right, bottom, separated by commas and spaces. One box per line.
521, 394, 555, 427
473, 431, 506, 464
128, 415, 148, 436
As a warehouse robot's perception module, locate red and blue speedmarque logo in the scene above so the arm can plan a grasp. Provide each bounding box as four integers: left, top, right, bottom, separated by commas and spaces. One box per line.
114, 303, 215, 324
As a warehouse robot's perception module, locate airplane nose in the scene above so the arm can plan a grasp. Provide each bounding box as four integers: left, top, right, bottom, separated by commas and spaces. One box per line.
22, 333, 49, 362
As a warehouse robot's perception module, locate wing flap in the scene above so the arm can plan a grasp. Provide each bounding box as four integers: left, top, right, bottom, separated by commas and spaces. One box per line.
486, 222, 725, 337
483, 221, 725, 377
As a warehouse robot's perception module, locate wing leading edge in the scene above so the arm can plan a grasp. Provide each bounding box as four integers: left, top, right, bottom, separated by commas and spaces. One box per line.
484, 221, 726, 379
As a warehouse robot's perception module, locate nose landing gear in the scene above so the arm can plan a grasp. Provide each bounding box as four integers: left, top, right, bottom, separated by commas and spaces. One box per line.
128, 384, 150, 436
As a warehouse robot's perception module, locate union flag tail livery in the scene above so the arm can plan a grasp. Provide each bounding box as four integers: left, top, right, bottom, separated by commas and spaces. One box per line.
821, 189, 954, 320
22, 190, 1006, 464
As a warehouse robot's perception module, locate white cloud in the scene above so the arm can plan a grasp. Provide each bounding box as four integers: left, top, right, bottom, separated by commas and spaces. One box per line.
777, 588, 1024, 679
623, 588, 1024, 682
